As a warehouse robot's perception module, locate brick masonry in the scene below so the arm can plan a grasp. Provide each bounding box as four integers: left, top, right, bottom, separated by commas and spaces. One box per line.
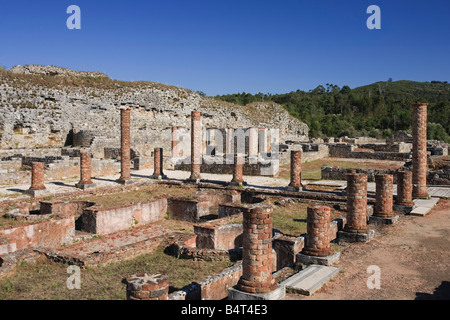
412, 103, 429, 198
29, 162, 46, 190
344, 173, 370, 233
119, 107, 131, 182
237, 205, 277, 294
126, 273, 169, 300
374, 174, 395, 218
77, 151, 93, 186
396, 171, 414, 206
302, 206, 335, 257
288, 150, 302, 188
231, 154, 244, 184
189, 111, 202, 180
152, 147, 164, 177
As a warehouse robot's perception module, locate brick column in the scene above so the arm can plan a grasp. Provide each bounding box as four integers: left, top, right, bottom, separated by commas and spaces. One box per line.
188, 111, 202, 182
237, 206, 277, 294
412, 102, 429, 198
396, 171, 414, 206
117, 107, 132, 184
151, 148, 166, 179
344, 173, 369, 233
75, 152, 95, 189
286, 150, 302, 191
230, 154, 245, 186
29, 162, 46, 191
126, 273, 169, 300
171, 126, 178, 158
302, 206, 334, 257
374, 174, 395, 218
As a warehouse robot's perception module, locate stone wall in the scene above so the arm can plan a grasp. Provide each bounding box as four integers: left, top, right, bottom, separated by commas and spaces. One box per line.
80, 198, 167, 235
0, 216, 75, 255
328, 144, 410, 161
321, 166, 399, 183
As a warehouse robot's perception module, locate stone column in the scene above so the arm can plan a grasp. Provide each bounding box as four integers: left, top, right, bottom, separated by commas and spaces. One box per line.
230, 154, 246, 187
248, 127, 258, 157
75, 151, 96, 189
188, 111, 202, 182
117, 107, 133, 184
27, 162, 47, 196
171, 126, 178, 158
338, 173, 374, 242
151, 148, 167, 180
412, 102, 429, 199
258, 128, 268, 154
396, 171, 414, 206
231, 205, 284, 299
286, 150, 302, 191
296, 205, 340, 265
371, 174, 398, 224
126, 273, 169, 300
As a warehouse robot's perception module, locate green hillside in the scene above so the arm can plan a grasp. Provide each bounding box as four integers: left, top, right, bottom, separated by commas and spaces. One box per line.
213, 80, 450, 143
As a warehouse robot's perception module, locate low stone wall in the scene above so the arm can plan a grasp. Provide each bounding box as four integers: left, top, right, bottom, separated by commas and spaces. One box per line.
168, 190, 241, 222
80, 198, 168, 235
194, 224, 243, 250
427, 168, 450, 185
321, 166, 399, 183
169, 263, 243, 300
0, 156, 120, 186
358, 143, 412, 153
174, 156, 279, 177
329, 144, 410, 161
0, 216, 75, 255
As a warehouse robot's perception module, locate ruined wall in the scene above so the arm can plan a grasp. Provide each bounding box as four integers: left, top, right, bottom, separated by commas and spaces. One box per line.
81, 198, 167, 235
0, 216, 75, 255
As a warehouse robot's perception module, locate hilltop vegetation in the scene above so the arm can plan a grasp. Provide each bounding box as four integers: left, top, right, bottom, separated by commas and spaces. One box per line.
213, 80, 450, 143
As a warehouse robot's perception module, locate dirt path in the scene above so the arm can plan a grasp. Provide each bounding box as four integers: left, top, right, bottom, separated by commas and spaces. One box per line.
286, 199, 450, 300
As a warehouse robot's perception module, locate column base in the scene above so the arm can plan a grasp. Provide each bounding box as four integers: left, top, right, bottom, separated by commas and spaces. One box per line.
285, 186, 302, 192
185, 178, 202, 184
337, 230, 375, 243
228, 285, 285, 301
150, 175, 168, 180
369, 215, 399, 225
26, 189, 48, 197
229, 181, 247, 187
75, 183, 97, 190
296, 251, 340, 266
116, 179, 134, 185
393, 204, 414, 214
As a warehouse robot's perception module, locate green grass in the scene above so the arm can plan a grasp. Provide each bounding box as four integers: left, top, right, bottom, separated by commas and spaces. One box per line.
0, 246, 234, 300
272, 199, 344, 237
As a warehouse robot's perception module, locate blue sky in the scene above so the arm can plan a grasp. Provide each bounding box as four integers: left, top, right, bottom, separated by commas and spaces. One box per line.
0, 0, 449, 95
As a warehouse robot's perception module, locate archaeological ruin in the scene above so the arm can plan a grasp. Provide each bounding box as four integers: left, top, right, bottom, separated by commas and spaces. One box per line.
0, 66, 449, 301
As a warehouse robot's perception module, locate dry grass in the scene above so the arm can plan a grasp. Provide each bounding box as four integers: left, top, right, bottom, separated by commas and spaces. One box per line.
0, 245, 235, 300
82, 185, 197, 210
271, 199, 345, 237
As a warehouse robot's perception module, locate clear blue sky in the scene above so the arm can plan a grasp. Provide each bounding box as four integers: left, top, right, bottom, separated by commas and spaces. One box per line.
0, 0, 449, 96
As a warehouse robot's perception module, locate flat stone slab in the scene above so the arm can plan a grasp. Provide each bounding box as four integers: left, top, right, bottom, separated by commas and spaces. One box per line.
427, 187, 450, 198
280, 265, 340, 296
410, 198, 439, 216
414, 198, 439, 208
228, 285, 286, 301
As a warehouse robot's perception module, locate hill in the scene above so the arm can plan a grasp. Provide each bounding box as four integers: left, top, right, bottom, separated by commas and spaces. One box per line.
213, 80, 450, 143
0, 65, 309, 154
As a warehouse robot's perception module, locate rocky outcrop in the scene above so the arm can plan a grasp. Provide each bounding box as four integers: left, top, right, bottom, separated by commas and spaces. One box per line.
0, 65, 309, 157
